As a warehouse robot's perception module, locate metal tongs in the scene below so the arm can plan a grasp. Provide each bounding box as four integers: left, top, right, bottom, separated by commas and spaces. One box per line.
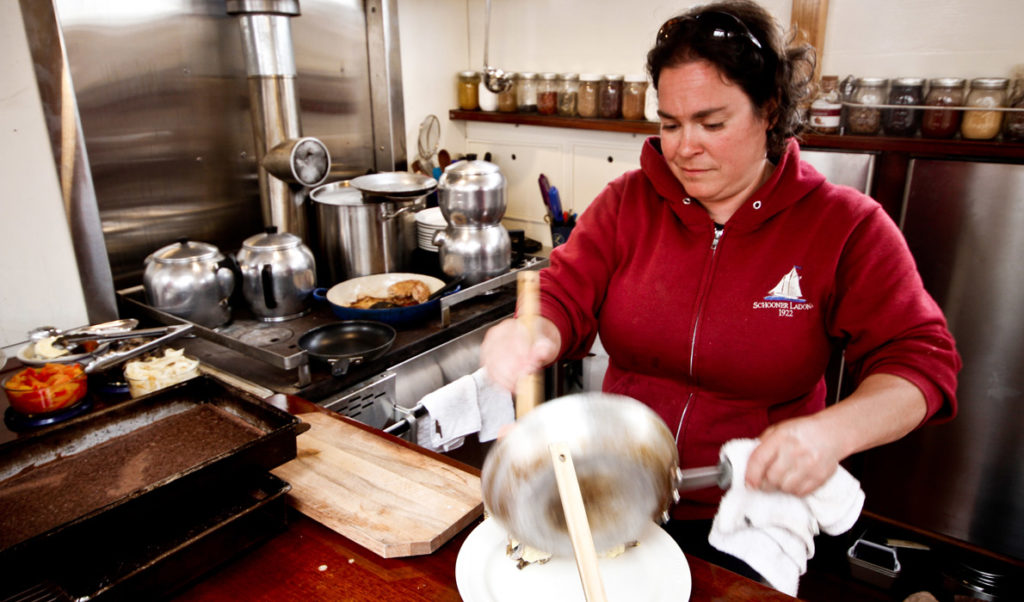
81, 324, 194, 373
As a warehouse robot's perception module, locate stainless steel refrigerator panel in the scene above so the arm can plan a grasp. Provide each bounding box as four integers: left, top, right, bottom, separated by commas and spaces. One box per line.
52, 0, 376, 289
800, 149, 875, 194
860, 158, 1024, 562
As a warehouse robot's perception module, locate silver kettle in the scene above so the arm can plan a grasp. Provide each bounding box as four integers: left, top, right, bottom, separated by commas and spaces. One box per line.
143, 240, 235, 328
235, 226, 317, 322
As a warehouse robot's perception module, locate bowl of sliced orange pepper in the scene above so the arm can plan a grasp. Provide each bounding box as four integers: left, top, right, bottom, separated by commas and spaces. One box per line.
3, 363, 88, 415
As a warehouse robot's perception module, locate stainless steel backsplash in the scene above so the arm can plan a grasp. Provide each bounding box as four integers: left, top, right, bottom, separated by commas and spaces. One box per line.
46, 0, 384, 291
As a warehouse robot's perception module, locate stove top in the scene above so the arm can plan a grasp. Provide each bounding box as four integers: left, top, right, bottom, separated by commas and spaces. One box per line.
116, 254, 548, 402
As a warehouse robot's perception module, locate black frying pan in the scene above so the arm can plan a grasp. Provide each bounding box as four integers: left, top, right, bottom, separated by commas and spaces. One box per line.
298, 320, 396, 376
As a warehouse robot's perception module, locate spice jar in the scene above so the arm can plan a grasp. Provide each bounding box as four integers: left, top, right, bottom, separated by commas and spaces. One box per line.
598, 74, 624, 119
497, 72, 518, 113
537, 72, 558, 115
921, 78, 966, 139
809, 75, 842, 134
1002, 81, 1024, 143
961, 78, 1009, 140
515, 72, 538, 112
457, 71, 480, 111
622, 75, 648, 120
846, 77, 887, 135
577, 74, 600, 118
478, 80, 498, 112
557, 73, 579, 117
882, 77, 924, 137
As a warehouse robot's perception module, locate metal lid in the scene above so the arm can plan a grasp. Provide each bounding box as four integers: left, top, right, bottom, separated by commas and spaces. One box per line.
458, 70, 480, 79
309, 181, 365, 206
559, 72, 579, 81
148, 240, 222, 264
603, 73, 625, 81
892, 77, 925, 87
516, 72, 538, 80
855, 77, 888, 87
971, 77, 1009, 89
929, 77, 966, 88
625, 73, 648, 83
579, 73, 601, 82
539, 72, 558, 81
350, 172, 438, 200
242, 226, 302, 251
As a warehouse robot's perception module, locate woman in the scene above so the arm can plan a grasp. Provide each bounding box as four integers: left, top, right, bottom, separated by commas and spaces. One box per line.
481, 0, 960, 580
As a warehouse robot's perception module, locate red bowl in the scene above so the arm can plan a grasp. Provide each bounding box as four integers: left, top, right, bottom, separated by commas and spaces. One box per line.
3, 363, 88, 415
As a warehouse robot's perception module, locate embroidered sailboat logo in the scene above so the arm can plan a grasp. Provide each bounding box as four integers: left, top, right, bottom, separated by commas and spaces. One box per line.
765, 266, 807, 303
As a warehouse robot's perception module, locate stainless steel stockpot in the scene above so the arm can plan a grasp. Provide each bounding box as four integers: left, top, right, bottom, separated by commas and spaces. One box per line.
236, 226, 317, 322
143, 240, 235, 328
310, 180, 428, 283
437, 160, 507, 226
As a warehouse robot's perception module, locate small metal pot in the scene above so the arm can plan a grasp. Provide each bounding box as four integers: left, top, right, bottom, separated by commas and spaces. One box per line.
143, 240, 235, 328
437, 160, 506, 226
236, 226, 317, 322
433, 224, 511, 285
311, 180, 430, 283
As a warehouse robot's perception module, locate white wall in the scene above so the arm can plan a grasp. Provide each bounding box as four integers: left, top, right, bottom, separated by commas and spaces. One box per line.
0, 0, 89, 349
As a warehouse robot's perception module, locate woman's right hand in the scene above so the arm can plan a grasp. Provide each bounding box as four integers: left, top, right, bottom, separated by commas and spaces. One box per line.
480, 317, 560, 391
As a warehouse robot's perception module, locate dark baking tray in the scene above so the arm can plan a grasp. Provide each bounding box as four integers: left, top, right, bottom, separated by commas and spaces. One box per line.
0, 375, 306, 564
0, 470, 292, 601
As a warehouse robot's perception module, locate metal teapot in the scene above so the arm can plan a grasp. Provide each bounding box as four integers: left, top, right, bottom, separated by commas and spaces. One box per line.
235, 226, 317, 322
143, 240, 236, 328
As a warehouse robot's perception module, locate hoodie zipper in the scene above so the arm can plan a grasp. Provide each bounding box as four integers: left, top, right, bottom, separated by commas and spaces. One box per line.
675, 223, 725, 445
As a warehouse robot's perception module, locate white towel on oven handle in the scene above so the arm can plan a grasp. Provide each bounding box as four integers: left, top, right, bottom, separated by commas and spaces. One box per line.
416, 374, 480, 453
475, 368, 514, 442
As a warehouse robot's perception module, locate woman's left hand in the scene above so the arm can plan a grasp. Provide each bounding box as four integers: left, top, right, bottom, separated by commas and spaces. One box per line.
744, 415, 842, 497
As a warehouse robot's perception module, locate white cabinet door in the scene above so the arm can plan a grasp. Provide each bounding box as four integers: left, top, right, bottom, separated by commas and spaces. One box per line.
571, 142, 642, 215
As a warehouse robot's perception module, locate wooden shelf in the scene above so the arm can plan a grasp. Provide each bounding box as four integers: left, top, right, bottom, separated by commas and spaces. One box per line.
450, 109, 1024, 160
450, 109, 658, 135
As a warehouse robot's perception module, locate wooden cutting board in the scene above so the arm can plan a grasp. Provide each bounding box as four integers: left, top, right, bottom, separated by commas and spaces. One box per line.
271, 411, 483, 558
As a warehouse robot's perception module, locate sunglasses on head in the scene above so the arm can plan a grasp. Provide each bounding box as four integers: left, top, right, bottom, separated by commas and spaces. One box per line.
657, 10, 764, 51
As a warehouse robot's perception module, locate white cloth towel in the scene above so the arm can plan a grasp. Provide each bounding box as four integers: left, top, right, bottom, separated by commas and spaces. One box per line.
414, 368, 513, 452
708, 438, 865, 596
474, 368, 514, 442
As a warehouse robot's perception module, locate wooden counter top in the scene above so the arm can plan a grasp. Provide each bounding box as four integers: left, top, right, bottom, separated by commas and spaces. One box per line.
171, 394, 798, 602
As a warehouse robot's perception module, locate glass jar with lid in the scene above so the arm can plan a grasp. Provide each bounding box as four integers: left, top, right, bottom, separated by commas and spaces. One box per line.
515, 72, 538, 112
1002, 81, 1024, 143
882, 77, 924, 137
537, 72, 559, 115
598, 74, 624, 119
577, 74, 601, 118
457, 71, 480, 111
557, 73, 579, 117
622, 75, 649, 120
921, 78, 966, 139
809, 75, 842, 134
846, 77, 887, 135
961, 77, 1009, 140
497, 72, 518, 113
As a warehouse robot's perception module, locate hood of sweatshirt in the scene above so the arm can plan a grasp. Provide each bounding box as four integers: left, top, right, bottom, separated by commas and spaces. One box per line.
639, 137, 827, 233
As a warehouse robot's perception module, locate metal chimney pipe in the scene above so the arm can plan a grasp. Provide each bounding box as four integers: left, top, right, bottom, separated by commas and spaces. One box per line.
226, 0, 329, 242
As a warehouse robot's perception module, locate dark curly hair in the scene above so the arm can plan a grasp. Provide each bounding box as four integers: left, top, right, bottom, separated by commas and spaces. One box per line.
646, 0, 815, 161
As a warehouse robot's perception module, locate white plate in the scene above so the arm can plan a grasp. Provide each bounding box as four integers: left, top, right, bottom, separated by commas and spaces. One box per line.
16, 341, 110, 366
415, 206, 447, 227
456, 519, 690, 602
325, 272, 445, 307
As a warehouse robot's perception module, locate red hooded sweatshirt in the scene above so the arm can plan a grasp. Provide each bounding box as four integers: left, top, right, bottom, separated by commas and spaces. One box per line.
539, 138, 960, 519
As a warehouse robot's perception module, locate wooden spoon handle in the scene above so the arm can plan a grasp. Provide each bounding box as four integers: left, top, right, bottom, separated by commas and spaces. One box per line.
549, 441, 609, 602
514, 270, 543, 417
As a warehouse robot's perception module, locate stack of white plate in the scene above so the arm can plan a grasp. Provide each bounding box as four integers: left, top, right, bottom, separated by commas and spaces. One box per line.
415, 206, 447, 252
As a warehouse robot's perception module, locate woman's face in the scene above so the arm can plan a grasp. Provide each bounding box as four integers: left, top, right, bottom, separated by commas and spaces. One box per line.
657, 60, 770, 213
